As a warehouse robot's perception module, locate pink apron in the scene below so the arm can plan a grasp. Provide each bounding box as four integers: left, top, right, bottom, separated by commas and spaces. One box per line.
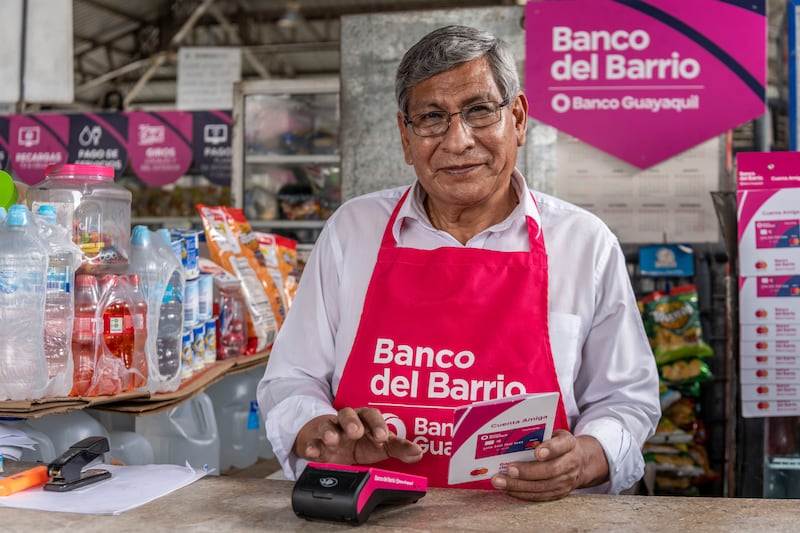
334, 188, 569, 489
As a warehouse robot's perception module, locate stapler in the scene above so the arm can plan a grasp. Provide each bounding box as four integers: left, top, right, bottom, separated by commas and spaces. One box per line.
43, 436, 112, 492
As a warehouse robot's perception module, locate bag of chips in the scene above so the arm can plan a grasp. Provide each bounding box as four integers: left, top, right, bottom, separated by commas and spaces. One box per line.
640, 284, 714, 365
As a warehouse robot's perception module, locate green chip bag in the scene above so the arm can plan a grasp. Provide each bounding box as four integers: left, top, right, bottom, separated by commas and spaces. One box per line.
640, 284, 714, 365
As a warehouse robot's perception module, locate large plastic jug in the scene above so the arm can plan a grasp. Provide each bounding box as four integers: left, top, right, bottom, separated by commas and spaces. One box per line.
246, 367, 274, 460
0, 418, 57, 463
86, 409, 153, 465
27, 409, 110, 458
135, 392, 220, 475
207, 371, 260, 471
107, 430, 155, 466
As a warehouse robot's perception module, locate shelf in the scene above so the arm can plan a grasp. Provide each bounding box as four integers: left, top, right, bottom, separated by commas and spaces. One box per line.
0, 352, 269, 418
248, 219, 326, 230
244, 154, 340, 165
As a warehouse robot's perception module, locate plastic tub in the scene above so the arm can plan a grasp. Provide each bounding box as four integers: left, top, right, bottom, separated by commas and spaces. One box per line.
26, 163, 131, 274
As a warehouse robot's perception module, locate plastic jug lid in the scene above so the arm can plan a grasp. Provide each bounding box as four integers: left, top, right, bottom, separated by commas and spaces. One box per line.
45, 163, 115, 179
0, 170, 18, 209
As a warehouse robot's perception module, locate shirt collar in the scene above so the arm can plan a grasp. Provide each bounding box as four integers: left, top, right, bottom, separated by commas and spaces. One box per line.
393, 169, 541, 240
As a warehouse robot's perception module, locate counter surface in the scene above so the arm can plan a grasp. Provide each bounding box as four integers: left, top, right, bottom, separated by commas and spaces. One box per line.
1, 468, 798, 532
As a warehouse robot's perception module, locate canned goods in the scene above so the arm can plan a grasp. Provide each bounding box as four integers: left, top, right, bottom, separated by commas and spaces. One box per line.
205, 317, 217, 365
184, 277, 198, 326
193, 322, 206, 372
181, 328, 194, 381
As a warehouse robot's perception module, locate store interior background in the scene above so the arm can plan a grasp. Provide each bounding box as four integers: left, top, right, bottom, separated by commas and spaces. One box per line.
3, 0, 795, 497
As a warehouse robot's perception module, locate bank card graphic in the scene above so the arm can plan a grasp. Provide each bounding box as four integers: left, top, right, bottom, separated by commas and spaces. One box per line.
448, 392, 558, 485
474, 424, 546, 459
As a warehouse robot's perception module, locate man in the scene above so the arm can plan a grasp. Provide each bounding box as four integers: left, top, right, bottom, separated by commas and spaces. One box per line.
257, 24, 660, 502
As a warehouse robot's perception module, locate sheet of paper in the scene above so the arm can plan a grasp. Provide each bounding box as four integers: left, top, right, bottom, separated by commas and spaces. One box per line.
554, 133, 722, 243
0, 463, 207, 515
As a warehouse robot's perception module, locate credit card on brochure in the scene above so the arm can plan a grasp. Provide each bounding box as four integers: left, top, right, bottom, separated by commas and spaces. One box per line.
447, 392, 559, 486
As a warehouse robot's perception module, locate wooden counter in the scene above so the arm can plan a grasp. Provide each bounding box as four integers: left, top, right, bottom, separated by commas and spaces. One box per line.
1, 468, 797, 532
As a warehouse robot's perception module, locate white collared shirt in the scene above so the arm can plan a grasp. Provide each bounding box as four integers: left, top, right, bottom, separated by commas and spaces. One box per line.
257, 170, 660, 493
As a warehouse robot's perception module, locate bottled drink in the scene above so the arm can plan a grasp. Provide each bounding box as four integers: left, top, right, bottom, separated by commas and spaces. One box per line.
127, 274, 149, 389
216, 278, 247, 359
37, 205, 75, 397
71, 274, 99, 396
98, 274, 135, 392
155, 229, 184, 385
0, 205, 49, 401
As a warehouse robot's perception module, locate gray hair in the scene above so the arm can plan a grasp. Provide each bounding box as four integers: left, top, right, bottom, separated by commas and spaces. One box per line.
395, 25, 520, 116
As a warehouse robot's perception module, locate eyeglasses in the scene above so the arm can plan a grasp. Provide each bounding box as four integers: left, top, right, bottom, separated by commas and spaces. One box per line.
403, 99, 510, 137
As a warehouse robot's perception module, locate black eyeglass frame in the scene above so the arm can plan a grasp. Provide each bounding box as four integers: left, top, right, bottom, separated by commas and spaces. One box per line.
403, 98, 511, 137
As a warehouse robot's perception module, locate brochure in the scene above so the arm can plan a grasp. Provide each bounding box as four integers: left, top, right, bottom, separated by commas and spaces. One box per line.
447, 392, 559, 485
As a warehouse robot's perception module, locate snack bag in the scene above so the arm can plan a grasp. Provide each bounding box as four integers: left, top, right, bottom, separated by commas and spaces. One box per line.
640, 284, 714, 365
275, 234, 300, 309
197, 204, 278, 353
253, 231, 297, 312
222, 208, 286, 329
659, 357, 712, 389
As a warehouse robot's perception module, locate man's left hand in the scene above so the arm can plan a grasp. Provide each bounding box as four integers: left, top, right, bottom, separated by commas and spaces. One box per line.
490, 430, 609, 501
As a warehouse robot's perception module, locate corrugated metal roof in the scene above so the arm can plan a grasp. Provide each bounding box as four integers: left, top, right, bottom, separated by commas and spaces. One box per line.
65, 0, 521, 110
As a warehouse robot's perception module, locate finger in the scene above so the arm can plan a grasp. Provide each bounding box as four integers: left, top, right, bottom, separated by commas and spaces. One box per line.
535, 429, 576, 461
336, 407, 366, 440
384, 435, 424, 463
491, 471, 574, 501
357, 407, 390, 443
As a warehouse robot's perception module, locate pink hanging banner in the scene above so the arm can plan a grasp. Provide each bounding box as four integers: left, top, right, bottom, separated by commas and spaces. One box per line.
127, 110, 193, 186
9, 114, 69, 185
525, 0, 767, 168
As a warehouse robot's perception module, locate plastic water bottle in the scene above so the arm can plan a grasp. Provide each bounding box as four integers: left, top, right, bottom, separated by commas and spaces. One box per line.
127, 274, 149, 389
71, 274, 99, 396
36, 205, 75, 397
155, 229, 185, 384
0, 205, 49, 400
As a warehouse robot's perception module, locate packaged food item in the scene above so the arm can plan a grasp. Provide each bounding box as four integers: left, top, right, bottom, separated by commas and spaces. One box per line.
196, 204, 278, 353
639, 284, 714, 365
223, 208, 286, 329
254, 231, 299, 313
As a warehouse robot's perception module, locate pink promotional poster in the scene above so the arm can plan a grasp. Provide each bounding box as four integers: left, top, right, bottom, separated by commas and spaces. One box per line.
127, 111, 194, 186
525, 0, 767, 168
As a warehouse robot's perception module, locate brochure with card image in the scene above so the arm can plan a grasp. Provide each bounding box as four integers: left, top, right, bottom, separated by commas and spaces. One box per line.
447, 392, 559, 485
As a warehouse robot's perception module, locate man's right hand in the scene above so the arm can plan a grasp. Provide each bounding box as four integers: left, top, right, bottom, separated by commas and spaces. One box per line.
293, 407, 423, 466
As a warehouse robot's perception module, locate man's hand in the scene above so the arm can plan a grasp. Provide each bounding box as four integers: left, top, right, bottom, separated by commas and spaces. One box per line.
293, 407, 424, 466
490, 430, 609, 501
